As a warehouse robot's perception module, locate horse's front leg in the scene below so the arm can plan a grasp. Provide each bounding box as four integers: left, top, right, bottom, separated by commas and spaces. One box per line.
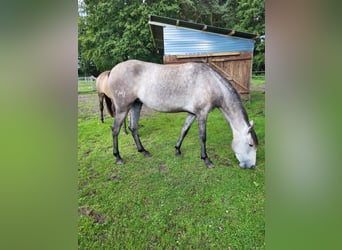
175, 113, 196, 156
129, 101, 151, 157
111, 112, 127, 164
197, 115, 214, 168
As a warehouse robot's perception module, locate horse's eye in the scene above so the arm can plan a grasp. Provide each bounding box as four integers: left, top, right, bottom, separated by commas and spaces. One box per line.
249, 144, 253, 147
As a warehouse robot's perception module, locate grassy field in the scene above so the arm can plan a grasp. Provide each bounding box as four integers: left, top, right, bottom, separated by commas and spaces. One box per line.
78, 84, 265, 249
251, 74, 265, 85
78, 80, 96, 93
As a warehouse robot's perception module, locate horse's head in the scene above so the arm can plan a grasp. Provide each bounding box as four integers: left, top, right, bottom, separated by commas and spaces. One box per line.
231, 120, 258, 169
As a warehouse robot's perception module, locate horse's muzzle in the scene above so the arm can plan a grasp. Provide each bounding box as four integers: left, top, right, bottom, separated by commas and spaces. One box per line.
239, 163, 255, 169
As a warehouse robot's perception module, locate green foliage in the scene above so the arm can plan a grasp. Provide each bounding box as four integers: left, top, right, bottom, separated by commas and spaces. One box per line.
78, 0, 179, 73
178, 0, 229, 25
78, 0, 265, 74
78, 88, 265, 248
234, 0, 264, 33
235, 0, 265, 71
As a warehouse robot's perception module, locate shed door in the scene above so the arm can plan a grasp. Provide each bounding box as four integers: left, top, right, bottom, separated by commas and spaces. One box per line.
163, 51, 252, 96
208, 59, 250, 95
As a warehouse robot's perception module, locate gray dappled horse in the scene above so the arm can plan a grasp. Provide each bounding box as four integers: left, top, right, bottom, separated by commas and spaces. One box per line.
107, 60, 258, 169
95, 71, 127, 134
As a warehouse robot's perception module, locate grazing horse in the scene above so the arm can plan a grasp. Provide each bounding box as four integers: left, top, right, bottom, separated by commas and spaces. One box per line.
95, 71, 127, 134
107, 60, 258, 169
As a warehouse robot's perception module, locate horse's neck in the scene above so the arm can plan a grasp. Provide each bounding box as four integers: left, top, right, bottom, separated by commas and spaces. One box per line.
222, 112, 248, 138
219, 91, 249, 137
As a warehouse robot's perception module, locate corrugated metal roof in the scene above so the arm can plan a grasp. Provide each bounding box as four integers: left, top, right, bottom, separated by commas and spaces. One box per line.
163, 26, 255, 55
149, 14, 259, 55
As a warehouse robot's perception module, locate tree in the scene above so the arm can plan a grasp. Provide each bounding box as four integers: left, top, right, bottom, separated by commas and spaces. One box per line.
178, 0, 230, 26
78, 0, 179, 75
78, 0, 265, 74
234, 0, 265, 71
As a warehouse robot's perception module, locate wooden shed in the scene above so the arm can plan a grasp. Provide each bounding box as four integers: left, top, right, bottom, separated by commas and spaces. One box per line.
148, 15, 260, 99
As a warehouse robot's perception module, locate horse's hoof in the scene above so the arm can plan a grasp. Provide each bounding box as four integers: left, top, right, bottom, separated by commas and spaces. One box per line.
204, 158, 215, 168
175, 150, 182, 157
143, 151, 152, 157
206, 163, 215, 168
116, 159, 124, 165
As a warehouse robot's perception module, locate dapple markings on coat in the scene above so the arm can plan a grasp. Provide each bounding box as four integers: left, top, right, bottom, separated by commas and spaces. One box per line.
107, 60, 258, 169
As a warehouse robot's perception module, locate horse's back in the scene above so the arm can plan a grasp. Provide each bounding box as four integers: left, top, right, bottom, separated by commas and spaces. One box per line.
108, 60, 223, 113
110, 59, 212, 89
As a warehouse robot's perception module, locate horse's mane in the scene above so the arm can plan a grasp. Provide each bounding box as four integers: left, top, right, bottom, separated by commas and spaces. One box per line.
206, 63, 258, 146
205, 63, 247, 117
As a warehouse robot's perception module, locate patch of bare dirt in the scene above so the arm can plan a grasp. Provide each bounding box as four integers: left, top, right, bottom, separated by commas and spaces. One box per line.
78, 206, 106, 224
78, 93, 98, 104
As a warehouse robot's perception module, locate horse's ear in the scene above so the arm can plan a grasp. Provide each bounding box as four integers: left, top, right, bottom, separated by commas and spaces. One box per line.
248, 120, 254, 132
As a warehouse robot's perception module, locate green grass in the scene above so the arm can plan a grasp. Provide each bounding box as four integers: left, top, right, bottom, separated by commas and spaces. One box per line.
78, 80, 96, 93
251, 75, 265, 85
78, 90, 265, 249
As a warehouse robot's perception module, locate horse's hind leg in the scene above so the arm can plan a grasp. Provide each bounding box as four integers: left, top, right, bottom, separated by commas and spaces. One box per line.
175, 113, 196, 156
197, 113, 214, 168
98, 94, 105, 123
122, 118, 128, 135
111, 111, 127, 164
130, 101, 151, 157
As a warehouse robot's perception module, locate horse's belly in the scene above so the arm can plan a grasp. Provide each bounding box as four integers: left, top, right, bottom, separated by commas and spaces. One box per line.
142, 98, 189, 113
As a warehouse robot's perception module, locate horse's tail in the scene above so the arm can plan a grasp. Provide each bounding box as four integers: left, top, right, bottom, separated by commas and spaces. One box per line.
104, 95, 114, 117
